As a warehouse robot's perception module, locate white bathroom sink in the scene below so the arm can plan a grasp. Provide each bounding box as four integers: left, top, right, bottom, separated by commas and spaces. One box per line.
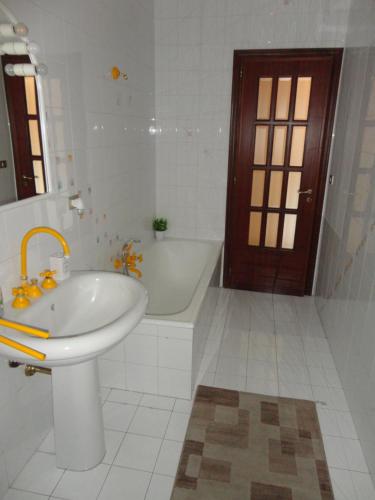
0, 271, 148, 471
0, 271, 148, 367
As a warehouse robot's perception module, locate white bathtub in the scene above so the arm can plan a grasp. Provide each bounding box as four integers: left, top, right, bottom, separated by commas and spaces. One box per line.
99, 239, 222, 399
142, 239, 222, 322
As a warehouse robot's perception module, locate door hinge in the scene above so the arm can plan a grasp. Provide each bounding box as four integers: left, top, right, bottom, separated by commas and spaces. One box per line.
233, 176, 237, 185
240, 67, 243, 78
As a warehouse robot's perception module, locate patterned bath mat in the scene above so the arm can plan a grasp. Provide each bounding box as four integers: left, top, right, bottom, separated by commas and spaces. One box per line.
172, 385, 333, 500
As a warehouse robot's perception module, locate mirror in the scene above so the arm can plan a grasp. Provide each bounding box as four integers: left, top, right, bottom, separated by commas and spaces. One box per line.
0, 2, 49, 207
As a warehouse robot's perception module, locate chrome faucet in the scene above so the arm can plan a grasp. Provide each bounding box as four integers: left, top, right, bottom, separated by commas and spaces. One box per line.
121, 239, 141, 276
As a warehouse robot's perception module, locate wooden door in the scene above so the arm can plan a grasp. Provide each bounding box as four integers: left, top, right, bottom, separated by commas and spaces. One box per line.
224, 49, 342, 295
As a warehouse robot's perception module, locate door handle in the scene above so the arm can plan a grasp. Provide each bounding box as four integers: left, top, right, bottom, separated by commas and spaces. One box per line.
298, 188, 313, 195
22, 174, 39, 181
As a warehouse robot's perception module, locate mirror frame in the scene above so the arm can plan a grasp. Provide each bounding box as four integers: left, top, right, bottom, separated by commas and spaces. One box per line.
0, 1, 54, 213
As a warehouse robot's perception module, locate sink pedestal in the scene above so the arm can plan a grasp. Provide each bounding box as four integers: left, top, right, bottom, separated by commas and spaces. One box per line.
52, 359, 106, 470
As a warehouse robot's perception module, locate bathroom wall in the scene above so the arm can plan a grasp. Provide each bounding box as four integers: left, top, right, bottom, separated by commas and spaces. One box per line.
315, 0, 375, 482
0, 0, 155, 495
154, 0, 350, 240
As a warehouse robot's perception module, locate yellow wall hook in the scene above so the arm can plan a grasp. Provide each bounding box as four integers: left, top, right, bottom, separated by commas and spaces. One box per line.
111, 66, 128, 81
0, 318, 50, 339
0, 335, 46, 361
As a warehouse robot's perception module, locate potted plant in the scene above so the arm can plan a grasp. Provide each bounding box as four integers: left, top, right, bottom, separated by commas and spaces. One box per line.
153, 217, 168, 241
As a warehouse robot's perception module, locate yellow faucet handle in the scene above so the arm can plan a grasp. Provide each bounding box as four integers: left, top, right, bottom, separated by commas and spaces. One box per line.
40, 270, 56, 278
40, 270, 57, 289
12, 287, 31, 309
27, 278, 43, 298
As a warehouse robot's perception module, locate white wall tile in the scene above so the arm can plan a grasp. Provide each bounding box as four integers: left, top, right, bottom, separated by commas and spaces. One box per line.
315, 0, 375, 482
158, 367, 192, 399
0, 0, 155, 496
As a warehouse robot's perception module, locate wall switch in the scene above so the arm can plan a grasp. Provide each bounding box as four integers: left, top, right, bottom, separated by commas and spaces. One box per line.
0, 160, 7, 168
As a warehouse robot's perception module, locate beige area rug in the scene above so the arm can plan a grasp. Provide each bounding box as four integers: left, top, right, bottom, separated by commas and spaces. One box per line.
172, 385, 334, 500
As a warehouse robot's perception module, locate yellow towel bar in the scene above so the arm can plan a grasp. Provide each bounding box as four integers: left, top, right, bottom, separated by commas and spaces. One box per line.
0, 318, 50, 339
0, 335, 46, 361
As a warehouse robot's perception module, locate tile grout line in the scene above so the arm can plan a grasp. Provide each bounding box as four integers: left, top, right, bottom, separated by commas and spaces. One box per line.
95, 393, 148, 500
143, 400, 179, 500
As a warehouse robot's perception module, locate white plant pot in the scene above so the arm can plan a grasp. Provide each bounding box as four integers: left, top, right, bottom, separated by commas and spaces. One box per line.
155, 230, 166, 241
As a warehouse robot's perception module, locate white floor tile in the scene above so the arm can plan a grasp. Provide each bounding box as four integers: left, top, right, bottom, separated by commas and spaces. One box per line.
275, 322, 301, 337
107, 389, 143, 405
102, 402, 137, 432
343, 439, 369, 472
337, 412, 358, 439
52, 463, 109, 500
308, 366, 329, 386
279, 382, 313, 401
216, 356, 247, 377
13, 452, 64, 496
246, 377, 278, 397
114, 434, 162, 471
155, 440, 183, 477
247, 360, 277, 381
317, 408, 341, 437
3, 491, 48, 500
213, 373, 246, 391
323, 436, 349, 469
145, 474, 174, 500
248, 342, 276, 362
140, 394, 175, 411
129, 407, 171, 438
165, 412, 190, 442
220, 331, 249, 358
250, 330, 275, 347
312, 386, 349, 411
329, 467, 356, 500
98, 466, 151, 500
38, 430, 55, 454
174, 399, 193, 414
102, 430, 125, 464
278, 363, 310, 385
277, 345, 306, 365
351, 471, 375, 499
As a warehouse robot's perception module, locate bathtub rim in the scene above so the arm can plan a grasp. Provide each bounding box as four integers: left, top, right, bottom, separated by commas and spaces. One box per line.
141, 237, 223, 327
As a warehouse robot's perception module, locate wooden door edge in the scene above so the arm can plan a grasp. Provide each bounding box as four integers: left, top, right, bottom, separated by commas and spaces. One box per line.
223, 51, 243, 289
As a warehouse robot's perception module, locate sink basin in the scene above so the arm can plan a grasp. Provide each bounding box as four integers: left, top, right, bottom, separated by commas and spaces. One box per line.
0, 271, 148, 471
1, 271, 148, 366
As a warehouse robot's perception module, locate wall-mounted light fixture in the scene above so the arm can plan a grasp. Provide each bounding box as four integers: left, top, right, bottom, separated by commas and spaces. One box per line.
5, 62, 48, 77
0, 22, 29, 38
0, 40, 39, 55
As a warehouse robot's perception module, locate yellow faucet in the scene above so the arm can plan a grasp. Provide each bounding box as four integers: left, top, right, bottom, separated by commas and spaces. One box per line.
20, 226, 70, 283
113, 241, 143, 279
